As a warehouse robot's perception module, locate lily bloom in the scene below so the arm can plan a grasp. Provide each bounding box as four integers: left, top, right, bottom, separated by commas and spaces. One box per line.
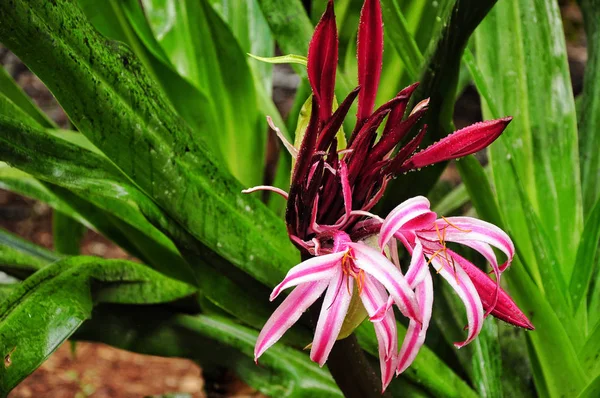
375, 196, 533, 374
245, 0, 523, 391
254, 231, 418, 389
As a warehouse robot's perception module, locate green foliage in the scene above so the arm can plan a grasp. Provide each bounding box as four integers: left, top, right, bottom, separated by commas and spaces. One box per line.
0, 0, 599, 396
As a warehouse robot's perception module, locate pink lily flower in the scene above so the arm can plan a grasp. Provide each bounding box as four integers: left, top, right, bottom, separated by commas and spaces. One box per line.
254, 231, 418, 390
376, 196, 533, 374
244, 0, 526, 391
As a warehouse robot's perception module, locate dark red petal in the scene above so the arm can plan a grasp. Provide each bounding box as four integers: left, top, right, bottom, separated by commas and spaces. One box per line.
316, 86, 361, 152
400, 117, 512, 171
308, 0, 338, 122
357, 0, 384, 124
460, 256, 534, 330
387, 125, 428, 173
366, 103, 428, 164
382, 82, 420, 137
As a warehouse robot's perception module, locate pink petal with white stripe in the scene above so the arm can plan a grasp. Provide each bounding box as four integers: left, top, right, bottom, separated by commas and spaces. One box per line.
405, 239, 428, 288
458, 240, 501, 315
348, 242, 421, 322
311, 271, 353, 366
270, 251, 345, 300
359, 276, 398, 390
420, 217, 514, 271
397, 272, 433, 374
255, 281, 329, 361
379, 196, 437, 249
426, 246, 484, 348
359, 276, 395, 358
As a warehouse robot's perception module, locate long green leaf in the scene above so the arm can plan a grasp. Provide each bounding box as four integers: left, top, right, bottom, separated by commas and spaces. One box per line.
577, 375, 600, 398
577, 0, 600, 215
77, 0, 225, 166
475, 0, 582, 284
0, 227, 61, 279
0, 256, 195, 394
141, 0, 265, 187
579, 320, 600, 377
379, 0, 499, 213
0, 117, 197, 283
0, 67, 56, 129
52, 211, 86, 255
0, 0, 299, 289
570, 198, 600, 314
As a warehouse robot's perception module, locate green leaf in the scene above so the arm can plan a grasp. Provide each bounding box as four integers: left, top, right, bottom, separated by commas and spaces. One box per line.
77, 0, 225, 166
475, 0, 583, 284
248, 53, 308, 66
0, 117, 197, 284
570, 198, 600, 314
73, 306, 341, 397
0, 227, 61, 279
579, 320, 600, 377
1, 0, 302, 288
0, 67, 56, 129
141, 0, 265, 187
379, 0, 499, 213
0, 256, 195, 394
52, 211, 86, 255
577, 375, 600, 398
0, 163, 85, 224
577, 0, 600, 216
380, 0, 423, 80
256, 0, 356, 129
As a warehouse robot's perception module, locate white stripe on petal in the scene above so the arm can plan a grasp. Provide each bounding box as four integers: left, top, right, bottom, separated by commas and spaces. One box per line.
397, 272, 433, 374
270, 251, 345, 300
349, 242, 421, 322
379, 196, 436, 250
255, 281, 328, 361
311, 271, 353, 366
429, 254, 484, 348
405, 239, 428, 288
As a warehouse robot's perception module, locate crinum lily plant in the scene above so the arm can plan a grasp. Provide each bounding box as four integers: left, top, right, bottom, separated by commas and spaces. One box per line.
244, 0, 533, 391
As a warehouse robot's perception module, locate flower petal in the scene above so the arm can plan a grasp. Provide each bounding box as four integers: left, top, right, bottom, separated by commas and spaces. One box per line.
426, 246, 484, 347
308, 0, 338, 122
455, 251, 534, 330
397, 272, 433, 374
357, 0, 383, 123
359, 276, 395, 358
405, 239, 428, 288
255, 281, 329, 361
270, 251, 345, 300
311, 271, 353, 366
349, 242, 421, 322
419, 217, 515, 271
400, 117, 512, 171
378, 196, 437, 250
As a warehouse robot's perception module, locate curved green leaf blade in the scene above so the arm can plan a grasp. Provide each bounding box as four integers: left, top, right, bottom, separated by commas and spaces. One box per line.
475, 0, 582, 283
0, 227, 61, 279
578, 0, 600, 216
0, 256, 195, 394
0, 67, 56, 129
0, 118, 196, 283
0, 0, 299, 290
142, 0, 265, 187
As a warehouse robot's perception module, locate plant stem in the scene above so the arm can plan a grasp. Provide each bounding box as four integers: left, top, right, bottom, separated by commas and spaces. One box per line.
326, 332, 390, 398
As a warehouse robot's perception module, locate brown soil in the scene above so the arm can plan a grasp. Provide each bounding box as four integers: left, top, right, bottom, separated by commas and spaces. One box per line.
8, 343, 204, 398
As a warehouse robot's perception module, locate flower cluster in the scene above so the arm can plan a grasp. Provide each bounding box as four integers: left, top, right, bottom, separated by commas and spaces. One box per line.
244, 0, 532, 391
